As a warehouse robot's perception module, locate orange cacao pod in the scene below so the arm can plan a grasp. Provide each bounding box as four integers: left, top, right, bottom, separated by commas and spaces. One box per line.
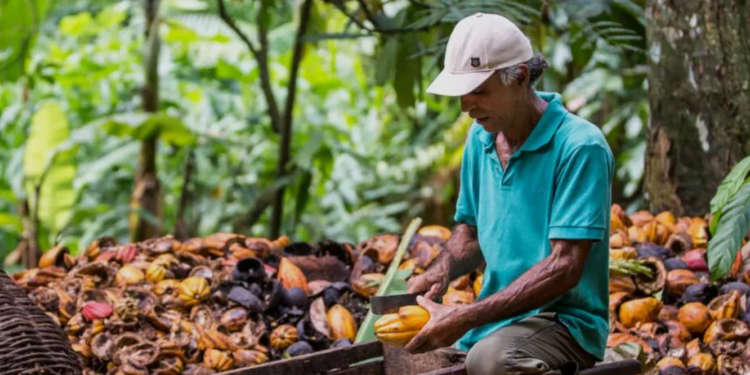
327, 304, 357, 341
678, 302, 712, 335
278, 257, 310, 295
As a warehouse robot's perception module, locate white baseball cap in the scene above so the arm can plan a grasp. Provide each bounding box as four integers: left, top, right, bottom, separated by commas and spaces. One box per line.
426, 12, 534, 96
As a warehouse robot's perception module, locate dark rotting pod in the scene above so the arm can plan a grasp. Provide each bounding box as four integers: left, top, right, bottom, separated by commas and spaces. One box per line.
296, 317, 328, 350
227, 286, 264, 314
262, 253, 281, 270
264, 280, 285, 312
284, 341, 314, 358
317, 240, 355, 267
637, 242, 671, 260
664, 257, 689, 271
322, 287, 341, 308
665, 232, 693, 257
634, 257, 667, 295
720, 281, 750, 297
282, 243, 315, 257
282, 287, 308, 308
680, 283, 717, 305
232, 257, 266, 283
332, 338, 352, 348
248, 282, 263, 298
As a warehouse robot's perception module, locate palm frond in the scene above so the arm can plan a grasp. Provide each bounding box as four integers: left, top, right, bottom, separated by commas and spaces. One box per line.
171, 12, 233, 37
571, 18, 644, 54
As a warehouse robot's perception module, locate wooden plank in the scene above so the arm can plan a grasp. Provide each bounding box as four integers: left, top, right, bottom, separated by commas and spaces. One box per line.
419, 364, 467, 375
218, 341, 383, 375
383, 346, 466, 375
579, 360, 642, 375
325, 359, 384, 375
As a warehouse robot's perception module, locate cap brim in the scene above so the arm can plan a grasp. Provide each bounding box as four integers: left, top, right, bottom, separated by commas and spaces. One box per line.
426, 69, 495, 96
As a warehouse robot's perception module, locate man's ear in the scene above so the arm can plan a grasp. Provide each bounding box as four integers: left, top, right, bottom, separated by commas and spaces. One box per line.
516, 64, 530, 87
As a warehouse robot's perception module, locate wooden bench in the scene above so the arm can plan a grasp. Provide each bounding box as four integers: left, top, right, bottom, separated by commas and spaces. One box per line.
217, 341, 643, 375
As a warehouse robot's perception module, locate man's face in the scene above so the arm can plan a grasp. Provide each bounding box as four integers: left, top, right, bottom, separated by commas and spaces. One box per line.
460, 68, 528, 133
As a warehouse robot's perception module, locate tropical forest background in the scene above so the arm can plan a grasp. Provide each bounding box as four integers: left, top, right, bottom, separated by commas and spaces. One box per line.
2, 0, 749, 279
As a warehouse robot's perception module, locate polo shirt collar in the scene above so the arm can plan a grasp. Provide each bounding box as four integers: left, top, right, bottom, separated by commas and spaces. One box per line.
479, 91, 567, 153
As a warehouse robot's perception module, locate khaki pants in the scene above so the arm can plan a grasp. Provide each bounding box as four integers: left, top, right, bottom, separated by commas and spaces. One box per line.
465, 312, 597, 375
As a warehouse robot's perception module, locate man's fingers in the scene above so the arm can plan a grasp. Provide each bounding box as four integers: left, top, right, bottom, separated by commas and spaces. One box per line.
416, 295, 441, 313
407, 277, 428, 294
404, 331, 429, 354
424, 283, 439, 301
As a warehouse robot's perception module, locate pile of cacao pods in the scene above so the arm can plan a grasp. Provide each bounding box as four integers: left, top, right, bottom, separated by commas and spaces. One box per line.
22, 202, 750, 375
9, 227, 461, 374
608, 204, 750, 375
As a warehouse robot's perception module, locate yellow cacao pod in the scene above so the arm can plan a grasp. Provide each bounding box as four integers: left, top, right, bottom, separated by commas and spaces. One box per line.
628, 226, 647, 243
611, 214, 627, 233
234, 349, 269, 367
610, 230, 632, 249
609, 247, 637, 260
115, 265, 144, 285
473, 274, 483, 297
655, 211, 677, 229
657, 357, 685, 371
442, 289, 475, 306
327, 304, 357, 341
708, 291, 740, 321
270, 324, 298, 350
203, 349, 234, 372
609, 275, 636, 294
644, 221, 671, 245
375, 306, 430, 347
146, 263, 167, 283
178, 276, 210, 307
618, 297, 662, 328
449, 275, 470, 290
687, 352, 715, 374
418, 225, 452, 241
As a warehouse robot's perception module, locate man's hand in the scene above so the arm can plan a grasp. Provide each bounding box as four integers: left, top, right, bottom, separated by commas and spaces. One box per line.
404, 296, 469, 354
406, 267, 450, 301
407, 223, 483, 301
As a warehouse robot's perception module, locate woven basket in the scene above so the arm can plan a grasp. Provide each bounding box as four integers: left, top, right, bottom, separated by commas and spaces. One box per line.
0, 268, 82, 375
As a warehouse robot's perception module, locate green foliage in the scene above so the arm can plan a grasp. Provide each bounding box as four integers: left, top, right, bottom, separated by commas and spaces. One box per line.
95, 112, 197, 147
0, 0, 50, 82
707, 157, 750, 281
23, 101, 77, 248
0, 0, 651, 263
710, 156, 750, 234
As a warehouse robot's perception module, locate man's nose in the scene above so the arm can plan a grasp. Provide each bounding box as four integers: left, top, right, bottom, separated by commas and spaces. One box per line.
460, 94, 475, 113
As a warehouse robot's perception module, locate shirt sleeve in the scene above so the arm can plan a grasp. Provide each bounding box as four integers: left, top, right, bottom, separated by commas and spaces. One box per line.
454, 126, 479, 226
549, 142, 613, 241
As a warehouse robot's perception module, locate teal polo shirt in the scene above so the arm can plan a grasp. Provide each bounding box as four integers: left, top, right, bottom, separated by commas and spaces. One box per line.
453, 91, 613, 360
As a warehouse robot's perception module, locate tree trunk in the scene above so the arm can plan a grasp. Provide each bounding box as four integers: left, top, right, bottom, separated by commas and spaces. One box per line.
645, 0, 750, 217
173, 150, 194, 241
131, 0, 162, 242
269, 0, 314, 239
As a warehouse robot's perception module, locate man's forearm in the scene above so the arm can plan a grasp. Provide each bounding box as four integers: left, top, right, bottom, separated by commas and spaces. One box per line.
458, 240, 588, 330
428, 224, 483, 280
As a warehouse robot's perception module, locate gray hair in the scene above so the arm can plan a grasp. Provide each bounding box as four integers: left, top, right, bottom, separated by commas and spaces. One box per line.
496, 54, 549, 87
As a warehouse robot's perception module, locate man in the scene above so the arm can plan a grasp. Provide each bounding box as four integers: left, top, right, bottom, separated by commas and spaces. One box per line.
404, 12, 614, 375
